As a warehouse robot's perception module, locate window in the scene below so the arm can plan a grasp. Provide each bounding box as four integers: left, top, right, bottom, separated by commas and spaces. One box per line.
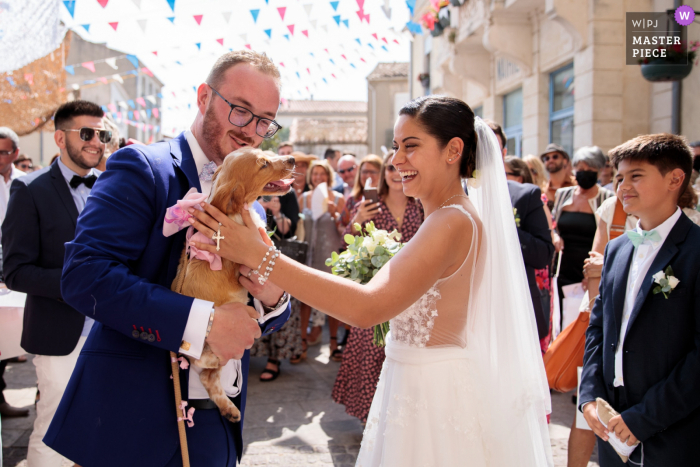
503, 88, 523, 157
473, 106, 483, 118
549, 64, 574, 158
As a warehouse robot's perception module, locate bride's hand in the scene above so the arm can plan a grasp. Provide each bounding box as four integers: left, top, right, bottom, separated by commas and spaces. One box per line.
187, 202, 268, 268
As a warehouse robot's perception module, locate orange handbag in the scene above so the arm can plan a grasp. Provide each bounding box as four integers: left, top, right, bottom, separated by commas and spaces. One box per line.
543, 310, 590, 393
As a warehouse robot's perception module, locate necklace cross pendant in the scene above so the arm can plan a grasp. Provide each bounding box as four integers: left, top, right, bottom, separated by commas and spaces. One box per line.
212, 230, 225, 251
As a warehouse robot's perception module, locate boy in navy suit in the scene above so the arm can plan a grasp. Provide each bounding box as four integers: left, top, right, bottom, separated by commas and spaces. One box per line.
579, 133, 700, 466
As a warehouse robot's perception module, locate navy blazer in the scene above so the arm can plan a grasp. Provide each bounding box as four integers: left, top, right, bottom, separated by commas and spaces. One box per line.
2, 162, 85, 356
507, 181, 554, 339
579, 213, 700, 465
45, 133, 290, 467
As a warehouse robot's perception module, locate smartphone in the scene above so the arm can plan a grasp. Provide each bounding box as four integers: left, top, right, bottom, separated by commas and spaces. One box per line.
363, 187, 379, 210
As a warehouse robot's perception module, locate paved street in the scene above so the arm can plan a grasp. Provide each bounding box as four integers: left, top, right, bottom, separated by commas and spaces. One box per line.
3, 330, 598, 466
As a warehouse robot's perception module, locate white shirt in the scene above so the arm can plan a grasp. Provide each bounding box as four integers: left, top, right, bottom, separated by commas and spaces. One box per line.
613, 207, 682, 387
56, 157, 102, 337
0, 165, 26, 241
178, 130, 289, 399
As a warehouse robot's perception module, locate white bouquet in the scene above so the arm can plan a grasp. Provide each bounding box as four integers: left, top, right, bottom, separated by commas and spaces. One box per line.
326, 221, 403, 346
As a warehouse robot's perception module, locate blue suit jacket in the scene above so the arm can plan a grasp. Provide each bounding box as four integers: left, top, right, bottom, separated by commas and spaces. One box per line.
579, 212, 700, 465
45, 133, 290, 467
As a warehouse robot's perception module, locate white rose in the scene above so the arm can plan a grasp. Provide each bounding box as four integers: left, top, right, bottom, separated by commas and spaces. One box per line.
362, 236, 378, 255
652, 271, 666, 283
372, 230, 388, 244
668, 276, 680, 289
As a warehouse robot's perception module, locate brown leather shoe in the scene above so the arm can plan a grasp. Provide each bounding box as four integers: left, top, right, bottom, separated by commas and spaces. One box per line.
0, 401, 30, 417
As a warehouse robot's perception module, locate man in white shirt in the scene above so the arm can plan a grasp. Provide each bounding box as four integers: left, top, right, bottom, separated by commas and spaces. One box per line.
579, 134, 700, 466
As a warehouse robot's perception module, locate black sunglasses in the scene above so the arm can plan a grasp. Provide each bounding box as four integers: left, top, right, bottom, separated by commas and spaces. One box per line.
63, 127, 112, 144
542, 153, 561, 162
208, 85, 282, 139
338, 165, 357, 174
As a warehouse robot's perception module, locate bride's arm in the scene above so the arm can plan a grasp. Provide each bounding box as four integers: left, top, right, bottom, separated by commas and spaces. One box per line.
188, 202, 474, 328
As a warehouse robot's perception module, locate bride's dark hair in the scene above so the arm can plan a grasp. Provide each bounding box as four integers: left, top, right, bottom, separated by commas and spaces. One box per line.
398, 95, 477, 178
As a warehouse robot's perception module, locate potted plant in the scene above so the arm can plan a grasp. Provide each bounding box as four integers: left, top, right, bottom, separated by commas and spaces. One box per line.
640, 41, 699, 82
417, 73, 430, 89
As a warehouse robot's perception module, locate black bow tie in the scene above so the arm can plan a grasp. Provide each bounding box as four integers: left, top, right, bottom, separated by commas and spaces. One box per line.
69, 174, 97, 189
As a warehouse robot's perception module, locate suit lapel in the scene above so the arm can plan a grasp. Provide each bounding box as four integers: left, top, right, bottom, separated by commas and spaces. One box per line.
624, 214, 691, 335
169, 133, 201, 193
49, 161, 79, 227
612, 239, 634, 340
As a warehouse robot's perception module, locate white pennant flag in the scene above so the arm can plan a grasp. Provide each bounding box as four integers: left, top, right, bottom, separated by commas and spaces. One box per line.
146, 95, 157, 104
137, 19, 147, 32
118, 101, 128, 108
131, 0, 142, 8
222, 11, 232, 23
309, 19, 317, 29
239, 33, 247, 43
112, 74, 124, 83
303, 3, 313, 16
105, 57, 118, 69
321, 25, 327, 34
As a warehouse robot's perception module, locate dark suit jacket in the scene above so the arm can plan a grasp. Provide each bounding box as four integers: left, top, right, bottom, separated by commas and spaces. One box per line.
44, 134, 290, 467
580, 213, 700, 465
2, 162, 85, 356
507, 181, 555, 339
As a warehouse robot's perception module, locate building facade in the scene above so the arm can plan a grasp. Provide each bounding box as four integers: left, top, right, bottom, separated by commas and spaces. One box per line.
367, 62, 410, 155
410, 0, 700, 157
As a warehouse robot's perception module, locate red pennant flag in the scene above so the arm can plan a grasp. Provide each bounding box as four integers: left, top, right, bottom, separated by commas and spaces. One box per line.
108, 103, 117, 112
153, 108, 160, 118
371, 33, 378, 40
152, 51, 158, 56
279, 62, 285, 67
341, 54, 347, 60
331, 73, 337, 78
356, 0, 364, 8
382, 37, 388, 44
97, 0, 109, 7
306, 86, 309, 92
324, 48, 329, 53
277, 7, 286, 20
136, 97, 146, 107
216, 38, 224, 46
356, 10, 364, 21
306, 68, 310, 74
365, 13, 371, 23
393, 39, 399, 44
360, 57, 366, 62
99, 77, 109, 84
141, 67, 154, 77
172, 91, 176, 97
193, 15, 203, 25
24, 73, 33, 85
287, 24, 294, 35
245, 44, 252, 49
109, 22, 119, 31
301, 30, 309, 37
82, 61, 96, 72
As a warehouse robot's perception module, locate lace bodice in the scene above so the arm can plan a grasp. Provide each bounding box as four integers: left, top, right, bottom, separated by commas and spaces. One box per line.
390, 205, 479, 348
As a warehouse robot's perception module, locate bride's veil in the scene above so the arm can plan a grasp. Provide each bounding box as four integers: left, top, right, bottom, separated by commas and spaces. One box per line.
467, 117, 553, 465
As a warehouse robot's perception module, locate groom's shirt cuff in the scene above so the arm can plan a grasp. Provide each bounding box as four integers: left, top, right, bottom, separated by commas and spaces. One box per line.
180, 298, 213, 359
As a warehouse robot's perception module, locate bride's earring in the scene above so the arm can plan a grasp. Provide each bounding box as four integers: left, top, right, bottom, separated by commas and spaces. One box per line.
448, 153, 461, 163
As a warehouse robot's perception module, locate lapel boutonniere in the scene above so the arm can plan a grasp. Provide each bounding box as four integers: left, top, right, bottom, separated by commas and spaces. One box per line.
513, 208, 521, 228
652, 266, 680, 299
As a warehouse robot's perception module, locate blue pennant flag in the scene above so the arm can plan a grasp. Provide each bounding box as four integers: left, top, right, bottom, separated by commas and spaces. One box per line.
329, 58, 335, 64
187, 103, 191, 109
63, 1, 76, 18
355, 38, 361, 45
6, 77, 16, 87
192, 86, 197, 92
175, 60, 182, 65
147, 109, 152, 118
157, 93, 163, 98
350, 63, 356, 68
330, 1, 339, 11
264, 28, 272, 38
250, 9, 260, 23
342, 19, 349, 28
322, 78, 327, 83
128, 70, 138, 76
381, 45, 388, 51
265, 0, 268, 3
283, 34, 290, 41
333, 15, 341, 25
101, 106, 109, 113
309, 52, 315, 57
167, 17, 175, 23
367, 43, 374, 49
65, 65, 75, 75
296, 71, 300, 78
126, 54, 139, 68
195, 43, 201, 50
155, 126, 160, 133
81, 24, 90, 33
405, 21, 422, 34
127, 100, 135, 109
128, 111, 134, 119
405, 0, 415, 15
166, 0, 176, 12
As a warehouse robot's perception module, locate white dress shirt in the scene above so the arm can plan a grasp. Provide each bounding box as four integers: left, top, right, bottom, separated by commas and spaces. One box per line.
56, 157, 102, 337
0, 164, 26, 242
613, 207, 682, 387
178, 130, 289, 399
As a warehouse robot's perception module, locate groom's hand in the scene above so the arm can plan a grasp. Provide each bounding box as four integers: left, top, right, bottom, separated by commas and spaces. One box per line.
608, 415, 638, 446
583, 403, 609, 441
206, 302, 261, 364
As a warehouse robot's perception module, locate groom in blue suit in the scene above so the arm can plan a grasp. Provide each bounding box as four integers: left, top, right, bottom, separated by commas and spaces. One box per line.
44, 51, 291, 466
579, 134, 700, 466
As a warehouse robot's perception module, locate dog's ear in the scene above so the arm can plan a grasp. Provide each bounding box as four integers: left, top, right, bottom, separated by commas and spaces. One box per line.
210, 175, 245, 215
211, 165, 223, 183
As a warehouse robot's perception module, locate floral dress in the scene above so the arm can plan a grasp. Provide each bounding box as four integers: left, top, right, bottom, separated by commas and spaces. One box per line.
331, 197, 424, 423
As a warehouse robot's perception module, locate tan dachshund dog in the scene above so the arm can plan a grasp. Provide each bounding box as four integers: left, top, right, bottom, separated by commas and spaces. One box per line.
171, 147, 294, 422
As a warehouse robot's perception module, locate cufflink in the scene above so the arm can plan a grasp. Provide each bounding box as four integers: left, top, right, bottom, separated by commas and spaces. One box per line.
181, 340, 191, 351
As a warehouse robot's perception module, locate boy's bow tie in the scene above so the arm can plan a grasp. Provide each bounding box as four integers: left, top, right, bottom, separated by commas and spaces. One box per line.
626, 229, 661, 248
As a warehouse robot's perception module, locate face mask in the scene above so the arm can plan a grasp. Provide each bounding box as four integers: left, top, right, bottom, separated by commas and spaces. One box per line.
575, 170, 598, 189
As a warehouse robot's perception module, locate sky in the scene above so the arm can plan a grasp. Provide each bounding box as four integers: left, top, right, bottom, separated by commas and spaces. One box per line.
59, 0, 413, 133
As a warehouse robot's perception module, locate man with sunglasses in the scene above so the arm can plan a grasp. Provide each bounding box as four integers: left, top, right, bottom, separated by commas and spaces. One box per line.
1, 100, 109, 466
540, 143, 576, 210
335, 154, 358, 198
44, 51, 291, 467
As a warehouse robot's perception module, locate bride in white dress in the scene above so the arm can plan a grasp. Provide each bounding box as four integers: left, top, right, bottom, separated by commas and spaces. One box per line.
190, 96, 553, 466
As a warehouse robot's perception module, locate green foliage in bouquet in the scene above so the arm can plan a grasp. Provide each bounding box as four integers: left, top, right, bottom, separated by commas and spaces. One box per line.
326, 221, 403, 346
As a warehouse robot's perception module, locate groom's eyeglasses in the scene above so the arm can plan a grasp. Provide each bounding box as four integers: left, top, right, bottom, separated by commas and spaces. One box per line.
62, 127, 112, 144
208, 85, 282, 139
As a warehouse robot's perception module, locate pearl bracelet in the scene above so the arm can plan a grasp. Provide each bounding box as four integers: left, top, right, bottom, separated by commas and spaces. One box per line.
258, 248, 280, 285
253, 246, 275, 277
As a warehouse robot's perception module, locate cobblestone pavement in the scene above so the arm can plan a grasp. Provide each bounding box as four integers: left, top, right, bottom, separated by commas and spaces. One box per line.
3, 331, 598, 467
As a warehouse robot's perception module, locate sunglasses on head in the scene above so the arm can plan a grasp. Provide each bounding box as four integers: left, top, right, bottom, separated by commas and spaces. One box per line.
338, 165, 356, 174
62, 127, 112, 144
542, 153, 562, 162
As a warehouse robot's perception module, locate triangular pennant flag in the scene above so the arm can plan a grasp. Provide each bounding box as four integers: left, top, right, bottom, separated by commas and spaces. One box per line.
108, 103, 117, 112
167, 16, 175, 23
355, 38, 361, 45
147, 109, 152, 118
333, 15, 341, 25
322, 78, 327, 83
81, 24, 91, 33
109, 22, 119, 31
360, 57, 366, 62
153, 108, 160, 118
368, 43, 374, 49
193, 15, 203, 25
381, 37, 388, 43
330, 1, 339, 11
341, 54, 347, 60
137, 19, 148, 32
301, 29, 308, 37
310, 20, 317, 29
146, 95, 157, 104
152, 51, 158, 56
283, 34, 290, 41
166, 0, 175, 12
216, 38, 224, 46
381, 45, 388, 51
329, 58, 335, 64
277, 7, 286, 20
133, 111, 139, 120
264, 29, 272, 38
342, 19, 349, 28
112, 73, 123, 83
63, 1, 76, 18
250, 9, 259, 23
279, 62, 285, 67
239, 33, 247, 43
350, 63, 356, 68
105, 57, 117, 69
303, 3, 313, 16
324, 48, 329, 53
99, 77, 109, 84
321, 24, 327, 33
126, 54, 139, 68
82, 61, 96, 72
131, 0, 142, 8
306, 68, 311, 74
287, 24, 294, 35
356, 0, 365, 8
195, 43, 201, 50
364, 12, 371, 23
141, 67, 154, 77
97, 0, 109, 8
393, 39, 400, 44
296, 71, 300, 78
245, 44, 252, 49
127, 99, 135, 109
136, 97, 146, 107
222, 11, 231, 23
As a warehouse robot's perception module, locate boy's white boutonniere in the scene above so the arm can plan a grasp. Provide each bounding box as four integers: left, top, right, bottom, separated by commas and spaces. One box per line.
652, 266, 679, 299
513, 208, 521, 228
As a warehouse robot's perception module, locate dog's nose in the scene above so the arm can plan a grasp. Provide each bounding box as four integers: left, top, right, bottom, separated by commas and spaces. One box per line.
286, 156, 295, 166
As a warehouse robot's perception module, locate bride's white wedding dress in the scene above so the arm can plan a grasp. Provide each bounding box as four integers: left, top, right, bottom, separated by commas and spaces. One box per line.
356, 118, 553, 467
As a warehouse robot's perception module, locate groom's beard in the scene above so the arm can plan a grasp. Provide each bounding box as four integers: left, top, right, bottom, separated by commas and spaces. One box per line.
201, 105, 257, 160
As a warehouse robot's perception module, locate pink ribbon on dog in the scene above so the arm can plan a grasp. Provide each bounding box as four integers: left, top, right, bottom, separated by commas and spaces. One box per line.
178, 401, 195, 428
163, 187, 208, 237
171, 356, 190, 370
186, 228, 222, 271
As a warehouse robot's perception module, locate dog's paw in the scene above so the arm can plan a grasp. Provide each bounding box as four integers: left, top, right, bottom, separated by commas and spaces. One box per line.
220, 404, 241, 423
